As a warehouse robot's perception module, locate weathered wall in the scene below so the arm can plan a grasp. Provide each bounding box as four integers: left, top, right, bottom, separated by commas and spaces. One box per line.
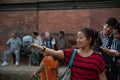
0, 11, 37, 56
38, 8, 120, 37
38, 9, 90, 34
0, 8, 120, 59
0, 0, 67, 3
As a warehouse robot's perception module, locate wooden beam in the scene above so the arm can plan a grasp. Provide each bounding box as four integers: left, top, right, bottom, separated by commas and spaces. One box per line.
0, 0, 120, 11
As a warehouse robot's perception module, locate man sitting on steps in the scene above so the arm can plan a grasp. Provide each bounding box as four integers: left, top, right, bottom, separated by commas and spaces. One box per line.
2, 32, 22, 66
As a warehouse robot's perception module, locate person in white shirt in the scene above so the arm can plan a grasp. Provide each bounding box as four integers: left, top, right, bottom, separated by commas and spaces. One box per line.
30, 32, 43, 65
43, 31, 57, 50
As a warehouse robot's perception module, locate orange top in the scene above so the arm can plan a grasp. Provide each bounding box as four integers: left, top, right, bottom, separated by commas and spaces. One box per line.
40, 56, 58, 80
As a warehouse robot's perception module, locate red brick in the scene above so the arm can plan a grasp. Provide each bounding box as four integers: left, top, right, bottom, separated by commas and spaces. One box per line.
0, 8, 120, 60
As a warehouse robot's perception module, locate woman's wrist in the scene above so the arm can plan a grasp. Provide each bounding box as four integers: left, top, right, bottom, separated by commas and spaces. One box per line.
32, 71, 37, 77
33, 71, 37, 75
42, 46, 46, 52
33, 72, 36, 75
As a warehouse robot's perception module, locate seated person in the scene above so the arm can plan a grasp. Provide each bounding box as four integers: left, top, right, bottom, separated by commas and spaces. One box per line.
57, 31, 69, 50
43, 31, 57, 50
30, 32, 43, 65
2, 32, 22, 66
22, 34, 33, 51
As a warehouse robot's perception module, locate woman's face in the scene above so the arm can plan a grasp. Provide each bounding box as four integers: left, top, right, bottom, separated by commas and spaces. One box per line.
76, 31, 90, 49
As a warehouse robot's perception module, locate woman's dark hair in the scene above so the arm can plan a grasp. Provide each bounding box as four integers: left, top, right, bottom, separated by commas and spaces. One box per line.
59, 31, 64, 36
33, 32, 38, 36
80, 28, 98, 47
113, 23, 120, 34
94, 34, 102, 46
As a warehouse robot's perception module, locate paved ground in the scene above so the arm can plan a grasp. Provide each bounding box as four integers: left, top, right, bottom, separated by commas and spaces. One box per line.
0, 62, 66, 75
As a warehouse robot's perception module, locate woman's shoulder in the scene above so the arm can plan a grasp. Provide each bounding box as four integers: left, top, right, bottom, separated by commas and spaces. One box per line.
92, 50, 106, 62
93, 50, 103, 57
63, 48, 75, 56
63, 48, 74, 53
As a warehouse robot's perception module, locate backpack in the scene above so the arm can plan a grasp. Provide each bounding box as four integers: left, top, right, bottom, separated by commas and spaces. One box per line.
93, 46, 116, 80
105, 34, 115, 64
22, 35, 33, 55
106, 34, 114, 49
103, 34, 118, 80
93, 45, 111, 64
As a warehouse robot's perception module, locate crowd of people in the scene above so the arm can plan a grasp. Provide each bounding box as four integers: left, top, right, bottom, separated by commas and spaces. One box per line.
1, 17, 120, 80
1, 30, 69, 66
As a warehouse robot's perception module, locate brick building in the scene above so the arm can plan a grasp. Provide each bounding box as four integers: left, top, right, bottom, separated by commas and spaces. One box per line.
0, 0, 120, 60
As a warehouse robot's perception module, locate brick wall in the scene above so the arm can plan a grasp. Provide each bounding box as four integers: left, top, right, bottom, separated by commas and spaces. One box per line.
0, 0, 36, 3
38, 8, 120, 33
0, 0, 62, 3
90, 8, 120, 30
0, 11, 37, 57
0, 8, 120, 60
38, 8, 120, 39
38, 10, 90, 34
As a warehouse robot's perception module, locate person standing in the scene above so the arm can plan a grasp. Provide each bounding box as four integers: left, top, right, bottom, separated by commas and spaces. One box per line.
31, 28, 107, 80
2, 32, 22, 66
31, 55, 58, 80
99, 17, 118, 79
100, 23, 120, 80
100, 17, 118, 49
31, 32, 58, 79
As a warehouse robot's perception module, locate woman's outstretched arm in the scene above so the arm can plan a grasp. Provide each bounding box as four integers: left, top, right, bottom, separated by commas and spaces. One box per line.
30, 44, 65, 59
99, 70, 107, 80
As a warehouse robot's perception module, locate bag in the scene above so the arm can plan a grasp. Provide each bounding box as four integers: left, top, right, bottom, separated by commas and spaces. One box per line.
59, 49, 77, 80
60, 68, 71, 80
105, 63, 117, 80
105, 69, 116, 80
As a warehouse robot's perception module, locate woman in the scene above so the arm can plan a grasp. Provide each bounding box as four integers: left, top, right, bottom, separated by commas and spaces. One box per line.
31, 28, 107, 80
32, 55, 58, 80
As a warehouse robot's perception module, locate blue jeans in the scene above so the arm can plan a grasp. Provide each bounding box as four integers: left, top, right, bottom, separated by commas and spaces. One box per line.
3, 48, 20, 62
30, 48, 40, 64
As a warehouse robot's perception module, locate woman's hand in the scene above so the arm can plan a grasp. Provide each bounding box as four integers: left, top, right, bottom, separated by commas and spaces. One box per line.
30, 43, 64, 59
30, 44, 39, 48
31, 72, 37, 78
